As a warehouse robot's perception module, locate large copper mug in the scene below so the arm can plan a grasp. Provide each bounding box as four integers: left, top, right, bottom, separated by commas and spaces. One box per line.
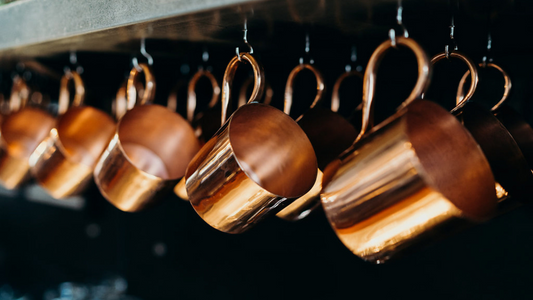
185, 52, 317, 234
30, 70, 116, 199
0, 77, 56, 189
431, 53, 533, 203
276, 64, 358, 221
320, 37, 497, 263
94, 63, 200, 212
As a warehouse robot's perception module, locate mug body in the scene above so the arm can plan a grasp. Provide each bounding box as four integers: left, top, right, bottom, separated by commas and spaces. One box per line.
321, 100, 496, 263
30, 106, 115, 199
0, 107, 55, 189
94, 104, 200, 212
186, 103, 317, 233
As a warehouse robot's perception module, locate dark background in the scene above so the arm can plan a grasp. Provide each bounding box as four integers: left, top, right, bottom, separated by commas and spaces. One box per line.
1, 0, 533, 299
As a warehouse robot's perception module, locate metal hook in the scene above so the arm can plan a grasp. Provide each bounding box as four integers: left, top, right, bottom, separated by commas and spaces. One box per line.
236, 18, 254, 61
389, 0, 409, 47
345, 45, 362, 72
299, 32, 314, 65
132, 38, 154, 72
482, 33, 493, 67
445, 0, 459, 59
67, 50, 84, 74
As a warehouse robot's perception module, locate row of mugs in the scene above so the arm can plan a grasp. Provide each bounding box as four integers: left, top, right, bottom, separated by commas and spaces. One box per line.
1, 34, 530, 263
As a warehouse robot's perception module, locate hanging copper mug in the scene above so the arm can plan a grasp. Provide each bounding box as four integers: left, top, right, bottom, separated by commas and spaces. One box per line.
30, 70, 116, 199
173, 69, 220, 201
0, 77, 57, 189
456, 62, 533, 172
320, 37, 497, 263
185, 52, 317, 234
94, 63, 200, 212
431, 52, 533, 203
276, 64, 358, 221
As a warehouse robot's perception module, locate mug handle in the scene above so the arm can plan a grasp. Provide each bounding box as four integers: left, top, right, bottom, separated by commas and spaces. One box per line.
187, 70, 221, 123
358, 36, 431, 142
221, 52, 265, 125
430, 51, 479, 114
58, 70, 85, 116
112, 80, 128, 120
9, 75, 30, 113
331, 70, 363, 113
238, 78, 274, 107
455, 62, 512, 112
126, 63, 156, 110
283, 63, 325, 121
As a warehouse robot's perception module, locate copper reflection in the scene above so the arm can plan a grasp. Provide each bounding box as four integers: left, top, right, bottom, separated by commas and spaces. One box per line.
321, 37, 497, 263
94, 63, 200, 212
277, 64, 358, 221
186, 53, 317, 234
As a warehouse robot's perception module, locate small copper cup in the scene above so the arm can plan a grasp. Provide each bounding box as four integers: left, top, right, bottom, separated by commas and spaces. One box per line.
0, 77, 57, 189
321, 37, 497, 263
185, 53, 317, 234
94, 63, 200, 212
276, 64, 359, 221
30, 71, 116, 199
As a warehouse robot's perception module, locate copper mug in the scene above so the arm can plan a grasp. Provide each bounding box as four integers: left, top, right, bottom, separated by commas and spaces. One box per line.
29, 71, 116, 199
185, 52, 317, 234
320, 37, 497, 263
276, 64, 358, 221
432, 53, 533, 203
94, 63, 200, 212
0, 77, 57, 189
175, 70, 271, 201
173, 69, 220, 200
457, 62, 533, 172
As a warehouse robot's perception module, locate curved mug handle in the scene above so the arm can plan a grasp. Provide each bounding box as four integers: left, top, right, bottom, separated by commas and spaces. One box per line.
221, 52, 265, 125
455, 62, 511, 111
357, 36, 431, 143
58, 70, 85, 116
331, 70, 364, 113
9, 76, 30, 113
430, 51, 479, 113
284, 63, 325, 121
187, 70, 221, 123
238, 78, 273, 107
126, 63, 156, 110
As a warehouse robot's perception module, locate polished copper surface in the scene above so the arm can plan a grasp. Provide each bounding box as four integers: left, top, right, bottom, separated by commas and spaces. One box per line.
29, 71, 114, 199
94, 63, 200, 212
277, 64, 358, 221
186, 52, 317, 233
321, 37, 497, 263
0, 107, 56, 189
30, 106, 115, 198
